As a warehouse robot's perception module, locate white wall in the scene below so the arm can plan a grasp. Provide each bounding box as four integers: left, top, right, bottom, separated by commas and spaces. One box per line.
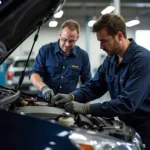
12, 25, 137, 75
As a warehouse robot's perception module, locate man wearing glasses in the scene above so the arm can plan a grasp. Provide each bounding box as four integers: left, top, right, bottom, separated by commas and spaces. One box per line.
29, 20, 91, 102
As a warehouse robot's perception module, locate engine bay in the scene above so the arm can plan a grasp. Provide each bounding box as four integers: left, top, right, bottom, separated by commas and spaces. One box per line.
0, 85, 143, 148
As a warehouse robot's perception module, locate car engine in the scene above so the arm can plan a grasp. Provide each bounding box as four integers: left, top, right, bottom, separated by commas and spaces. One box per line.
0, 86, 145, 150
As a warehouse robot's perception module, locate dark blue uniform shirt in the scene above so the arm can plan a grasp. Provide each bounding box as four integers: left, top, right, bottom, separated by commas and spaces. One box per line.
29, 41, 91, 96
72, 39, 150, 122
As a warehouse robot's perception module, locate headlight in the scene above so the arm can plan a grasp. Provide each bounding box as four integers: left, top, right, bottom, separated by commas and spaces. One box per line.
132, 133, 145, 150
69, 130, 140, 150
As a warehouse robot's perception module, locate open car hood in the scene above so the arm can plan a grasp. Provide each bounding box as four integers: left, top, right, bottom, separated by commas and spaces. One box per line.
0, 0, 66, 64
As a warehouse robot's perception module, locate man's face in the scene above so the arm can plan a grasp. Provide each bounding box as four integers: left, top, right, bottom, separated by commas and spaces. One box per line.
59, 27, 79, 54
96, 28, 122, 56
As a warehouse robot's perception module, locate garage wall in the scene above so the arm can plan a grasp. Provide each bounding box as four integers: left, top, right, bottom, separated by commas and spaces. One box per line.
12, 21, 149, 75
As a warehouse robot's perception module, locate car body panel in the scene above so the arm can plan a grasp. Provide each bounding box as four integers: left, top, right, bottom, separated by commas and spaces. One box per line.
0, 109, 79, 150
0, 0, 145, 150
0, 0, 65, 64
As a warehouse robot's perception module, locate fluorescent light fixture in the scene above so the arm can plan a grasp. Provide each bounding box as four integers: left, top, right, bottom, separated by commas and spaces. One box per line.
88, 16, 97, 27
88, 20, 96, 27
54, 10, 63, 18
49, 20, 58, 27
101, 6, 115, 14
0, 1, 2, 4
126, 19, 140, 27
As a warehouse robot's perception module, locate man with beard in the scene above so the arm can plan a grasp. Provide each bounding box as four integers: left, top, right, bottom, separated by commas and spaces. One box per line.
52, 14, 150, 149
29, 20, 91, 102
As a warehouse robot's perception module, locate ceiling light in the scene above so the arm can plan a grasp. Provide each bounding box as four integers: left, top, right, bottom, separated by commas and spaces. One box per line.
54, 10, 63, 18
101, 6, 115, 14
88, 16, 97, 27
88, 20, 96, 27
126, 17, 140, 27
49, 20, 58, 27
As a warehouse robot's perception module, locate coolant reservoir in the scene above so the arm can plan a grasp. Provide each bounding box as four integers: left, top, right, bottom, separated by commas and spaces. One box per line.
58, 112, 74, 126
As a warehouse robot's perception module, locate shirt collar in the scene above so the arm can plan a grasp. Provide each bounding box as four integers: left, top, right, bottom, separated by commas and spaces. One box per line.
121, 38, 136, 63
53, 40, 77, 56
53, 40, 61, 54
110, 38, 137, 64
71, 46, 77, 56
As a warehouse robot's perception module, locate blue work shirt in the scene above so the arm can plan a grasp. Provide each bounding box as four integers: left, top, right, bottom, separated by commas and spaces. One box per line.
72, 39, 150, 122
29, 41, 91, 96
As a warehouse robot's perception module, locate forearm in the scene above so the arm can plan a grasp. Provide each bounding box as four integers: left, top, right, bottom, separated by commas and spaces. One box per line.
30, 73, 46, 91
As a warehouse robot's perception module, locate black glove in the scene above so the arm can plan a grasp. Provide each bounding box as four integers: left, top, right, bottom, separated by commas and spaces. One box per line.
51, 93, 73, 106
41, 86, 54, 103
64, 101, 89, 115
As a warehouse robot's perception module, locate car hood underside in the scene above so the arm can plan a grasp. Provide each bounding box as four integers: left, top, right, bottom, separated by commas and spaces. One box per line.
0, 0, 65, 64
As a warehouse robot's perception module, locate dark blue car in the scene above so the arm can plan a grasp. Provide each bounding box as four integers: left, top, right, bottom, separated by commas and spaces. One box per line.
0, 0, 145, 150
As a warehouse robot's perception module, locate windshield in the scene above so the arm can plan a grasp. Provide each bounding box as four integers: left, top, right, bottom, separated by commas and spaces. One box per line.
14, 59, 35, 68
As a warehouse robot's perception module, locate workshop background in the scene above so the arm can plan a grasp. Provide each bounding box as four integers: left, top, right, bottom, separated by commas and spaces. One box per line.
4, 0, 150, 102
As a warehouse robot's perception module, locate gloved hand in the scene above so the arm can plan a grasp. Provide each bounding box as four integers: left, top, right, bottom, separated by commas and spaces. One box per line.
41, 85, 54, 103
51, 93, 73, 106
64, 101, 90, 115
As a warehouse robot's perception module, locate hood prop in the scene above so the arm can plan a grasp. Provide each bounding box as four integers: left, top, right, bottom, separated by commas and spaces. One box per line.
16, 21, 43, 91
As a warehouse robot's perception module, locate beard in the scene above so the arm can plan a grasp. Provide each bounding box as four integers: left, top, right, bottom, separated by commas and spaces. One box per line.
105, 43, 121, 56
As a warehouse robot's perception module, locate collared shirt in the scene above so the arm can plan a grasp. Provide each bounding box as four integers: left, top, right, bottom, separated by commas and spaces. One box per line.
29, 41, 91, 96
72, 39, 150, 122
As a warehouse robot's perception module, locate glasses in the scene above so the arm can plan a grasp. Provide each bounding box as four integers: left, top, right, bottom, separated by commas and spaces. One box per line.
60, 37, 77, 44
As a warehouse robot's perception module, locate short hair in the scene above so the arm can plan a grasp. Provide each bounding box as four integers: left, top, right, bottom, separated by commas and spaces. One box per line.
60, 20, 80, 34
92, 13, 127, 38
